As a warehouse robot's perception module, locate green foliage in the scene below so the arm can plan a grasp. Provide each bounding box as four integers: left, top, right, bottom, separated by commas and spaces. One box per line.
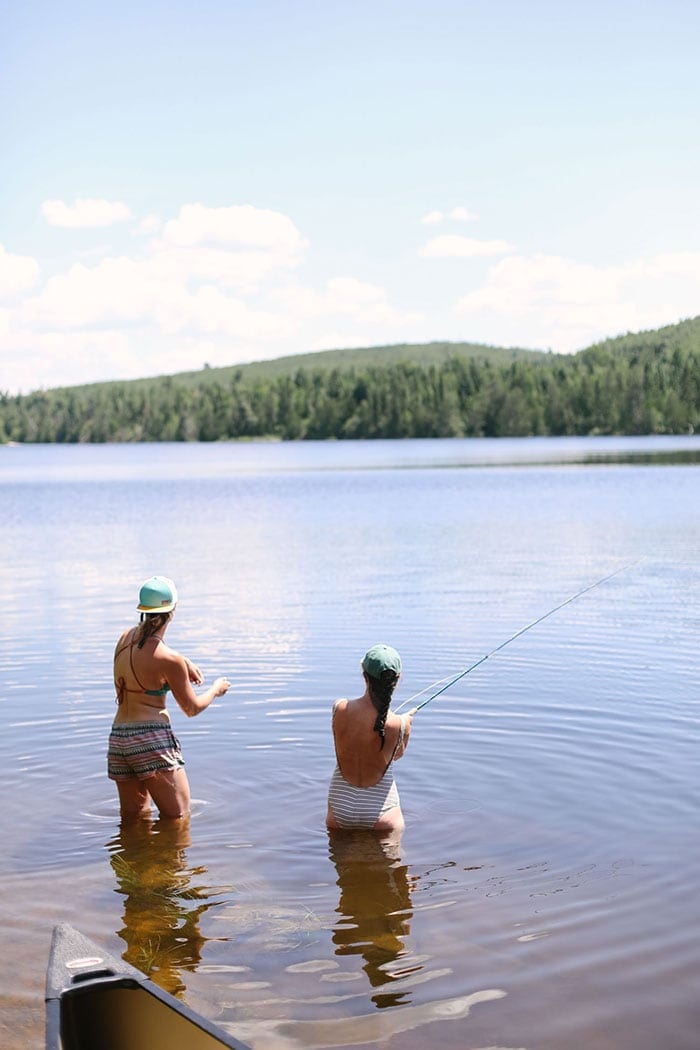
1, 321, 699, 442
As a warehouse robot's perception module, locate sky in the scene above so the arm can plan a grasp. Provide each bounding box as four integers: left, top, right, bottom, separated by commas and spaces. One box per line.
1, 0, 699, 393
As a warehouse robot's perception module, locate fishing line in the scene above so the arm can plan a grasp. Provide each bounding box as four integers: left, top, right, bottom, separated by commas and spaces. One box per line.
395, 560, 641, 714
393, 670, 465, 709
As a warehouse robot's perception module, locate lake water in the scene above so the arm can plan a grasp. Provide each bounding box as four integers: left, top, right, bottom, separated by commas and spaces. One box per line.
1, 435, 699, 1050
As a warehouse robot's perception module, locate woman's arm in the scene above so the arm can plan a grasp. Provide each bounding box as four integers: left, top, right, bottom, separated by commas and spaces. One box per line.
393, 709, 416, 761
166, 652, 229, 717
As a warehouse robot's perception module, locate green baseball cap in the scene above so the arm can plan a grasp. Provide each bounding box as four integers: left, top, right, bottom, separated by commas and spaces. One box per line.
137, 575, 178, 613
362, 644, 402, 678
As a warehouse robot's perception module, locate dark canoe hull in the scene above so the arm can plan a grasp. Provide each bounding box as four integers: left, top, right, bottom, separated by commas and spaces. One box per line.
45, 923, 250, 1050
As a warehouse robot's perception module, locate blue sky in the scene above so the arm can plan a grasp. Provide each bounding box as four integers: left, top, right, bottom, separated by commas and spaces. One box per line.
2, 0, 699, 392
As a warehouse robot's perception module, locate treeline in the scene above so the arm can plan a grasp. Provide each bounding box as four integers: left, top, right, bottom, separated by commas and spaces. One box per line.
1, 338, 698, 443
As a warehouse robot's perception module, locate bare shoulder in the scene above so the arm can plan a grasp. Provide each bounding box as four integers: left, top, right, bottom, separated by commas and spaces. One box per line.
114, 627, 133, 656
159, 645, 187, 671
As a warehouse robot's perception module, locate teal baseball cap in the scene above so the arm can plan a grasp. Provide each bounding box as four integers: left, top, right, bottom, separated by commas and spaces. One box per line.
137, 575, 178, 613
362, 644, 402, 679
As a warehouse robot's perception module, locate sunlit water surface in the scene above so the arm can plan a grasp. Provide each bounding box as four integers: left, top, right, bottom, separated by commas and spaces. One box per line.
1, 436, 699, 1050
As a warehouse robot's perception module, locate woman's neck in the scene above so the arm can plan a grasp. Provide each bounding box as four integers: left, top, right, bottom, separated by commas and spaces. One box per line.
137, 623, 168, 644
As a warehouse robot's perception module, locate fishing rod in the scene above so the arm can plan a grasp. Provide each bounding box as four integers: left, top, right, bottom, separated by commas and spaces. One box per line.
395, 560, 640, 714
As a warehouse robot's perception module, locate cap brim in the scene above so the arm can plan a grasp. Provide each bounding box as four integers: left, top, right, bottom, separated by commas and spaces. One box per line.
137, 603, 176, 613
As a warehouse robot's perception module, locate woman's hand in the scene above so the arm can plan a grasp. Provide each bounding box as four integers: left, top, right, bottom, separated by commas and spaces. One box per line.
169, 659, 230, 717
185, 658, 203, 685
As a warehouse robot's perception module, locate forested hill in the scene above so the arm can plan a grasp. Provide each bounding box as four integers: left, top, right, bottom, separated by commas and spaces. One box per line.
1, 319, 699, 442
153, 338, 545, 388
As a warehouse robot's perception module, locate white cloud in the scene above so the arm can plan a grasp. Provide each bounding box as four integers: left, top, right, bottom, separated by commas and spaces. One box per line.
4, 200, 422, 390
134, 214, 162, 236
163, 203, 306, 253
459, 254, 614, 314
149, 242, 298, 291
274, 277, 423, 327
41, 198, 132, 228
0, 244, 41, 300
420, 235, 515, 259
456, 251, 700, 351
450, 207, 478, 222
420, 207, 478, 225
21, 257, 163, 330
20, 201, 311, 333
324, 277, 423, 325
182, 287, 291, 339
0, 328, 138, 392
20, 252, 293, 340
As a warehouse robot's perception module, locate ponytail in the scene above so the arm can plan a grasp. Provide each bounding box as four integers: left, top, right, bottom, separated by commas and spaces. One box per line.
134, 610, 171, 649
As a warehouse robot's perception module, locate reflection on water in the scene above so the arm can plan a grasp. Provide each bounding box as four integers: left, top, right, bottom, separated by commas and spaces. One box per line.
329, 830, 420, 1009
580, 448, 700, 466
105, 819, 231, 997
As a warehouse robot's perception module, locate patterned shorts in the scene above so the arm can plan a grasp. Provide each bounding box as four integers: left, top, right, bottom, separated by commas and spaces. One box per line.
107, 722, 185, 782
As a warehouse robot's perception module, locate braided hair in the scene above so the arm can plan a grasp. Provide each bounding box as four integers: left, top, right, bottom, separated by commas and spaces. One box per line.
134, 611, 172, 649
366, 669, 400, 750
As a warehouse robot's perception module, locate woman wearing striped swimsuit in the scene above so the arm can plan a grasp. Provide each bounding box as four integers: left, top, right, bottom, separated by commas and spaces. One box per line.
109, 575, 230, 822
326, 644, 416, 837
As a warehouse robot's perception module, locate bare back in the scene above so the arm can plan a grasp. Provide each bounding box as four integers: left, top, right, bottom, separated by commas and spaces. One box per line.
113, 628, 184, 724
332, 695, 412, 788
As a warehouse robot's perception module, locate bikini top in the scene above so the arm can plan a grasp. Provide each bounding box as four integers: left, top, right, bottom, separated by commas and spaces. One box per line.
114, 634, 170, 705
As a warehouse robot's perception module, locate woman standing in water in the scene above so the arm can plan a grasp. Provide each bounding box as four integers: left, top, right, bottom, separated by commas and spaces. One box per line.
109, 576, 230, 822
326, 644, 416, 837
